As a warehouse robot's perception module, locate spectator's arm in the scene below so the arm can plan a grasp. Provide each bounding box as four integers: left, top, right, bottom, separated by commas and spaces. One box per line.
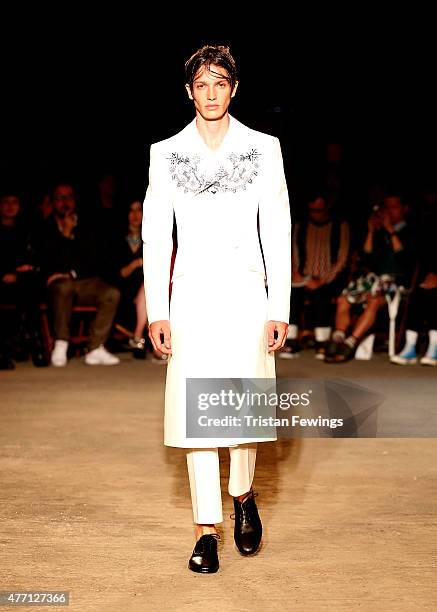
362, 228, 374, 254
360, 223, 377, 271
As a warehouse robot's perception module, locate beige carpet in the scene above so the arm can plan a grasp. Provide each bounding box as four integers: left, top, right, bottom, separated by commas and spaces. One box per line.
1, 352, 436, 611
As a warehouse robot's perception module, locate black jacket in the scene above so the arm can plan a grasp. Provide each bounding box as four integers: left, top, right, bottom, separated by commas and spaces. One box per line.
359, 221, 417, 286
38, 213, 104, 281
0, 221, 38, 278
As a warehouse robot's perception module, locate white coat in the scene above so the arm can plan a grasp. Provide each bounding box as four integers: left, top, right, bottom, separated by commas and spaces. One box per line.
142, 112, 292, 448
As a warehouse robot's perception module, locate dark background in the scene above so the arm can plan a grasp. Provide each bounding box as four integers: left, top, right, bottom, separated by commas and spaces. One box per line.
1, 15, 436, 222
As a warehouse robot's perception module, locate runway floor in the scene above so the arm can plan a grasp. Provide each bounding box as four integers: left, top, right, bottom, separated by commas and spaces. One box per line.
1, 352, 436, 611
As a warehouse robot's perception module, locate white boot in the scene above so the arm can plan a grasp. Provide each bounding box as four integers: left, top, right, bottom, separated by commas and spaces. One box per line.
85, 344, 120, 365
51, 339, 69, 367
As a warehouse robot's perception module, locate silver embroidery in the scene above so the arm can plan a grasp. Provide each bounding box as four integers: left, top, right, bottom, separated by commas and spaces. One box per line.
167, 149, 261, 195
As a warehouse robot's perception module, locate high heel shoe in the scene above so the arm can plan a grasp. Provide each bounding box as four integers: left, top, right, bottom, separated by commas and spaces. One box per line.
188, 533, 220, 573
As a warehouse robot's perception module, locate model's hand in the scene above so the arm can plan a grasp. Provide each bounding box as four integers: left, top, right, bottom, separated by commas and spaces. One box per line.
148, 320, 172, 355
266, 320, 288, 353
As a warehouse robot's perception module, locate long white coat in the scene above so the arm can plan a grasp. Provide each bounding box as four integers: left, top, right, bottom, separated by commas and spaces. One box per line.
142, 113, 292, 448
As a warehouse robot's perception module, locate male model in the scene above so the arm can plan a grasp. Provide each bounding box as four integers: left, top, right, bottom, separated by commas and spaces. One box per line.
142, 44, 291, 573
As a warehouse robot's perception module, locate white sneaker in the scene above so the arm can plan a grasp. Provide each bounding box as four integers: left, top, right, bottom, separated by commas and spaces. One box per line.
390, 345, 418, 365
85, 344, 120, 365
51, 339, 69, 367
420, 344, 437, 366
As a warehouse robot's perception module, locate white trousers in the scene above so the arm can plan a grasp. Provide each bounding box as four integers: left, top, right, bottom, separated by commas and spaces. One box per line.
186, 443, 257, 524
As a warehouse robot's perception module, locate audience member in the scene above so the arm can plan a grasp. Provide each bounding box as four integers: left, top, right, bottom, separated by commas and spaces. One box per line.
0, 190, 48, 369
105, 198, 169, 363
280, 188, 350, 359
325, 190, 416, 363
391, 201, 437, 366
39, 182, 121, 367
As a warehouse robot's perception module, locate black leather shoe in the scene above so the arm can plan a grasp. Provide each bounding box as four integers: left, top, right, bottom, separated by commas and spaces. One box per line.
232, 490, 262, 555
188, 533, 220, 573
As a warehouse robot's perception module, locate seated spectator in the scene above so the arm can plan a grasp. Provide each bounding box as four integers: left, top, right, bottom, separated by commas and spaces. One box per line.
280, 188, 350, 359
39, 181, 121, 367
0, 189, 48, 369
104, 198, 168, 363
391, 207, 437, 366
325, 190, 416, 363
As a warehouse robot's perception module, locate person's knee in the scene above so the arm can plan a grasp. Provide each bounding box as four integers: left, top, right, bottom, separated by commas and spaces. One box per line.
99, 284, 121, 305
49, 279, 74, 298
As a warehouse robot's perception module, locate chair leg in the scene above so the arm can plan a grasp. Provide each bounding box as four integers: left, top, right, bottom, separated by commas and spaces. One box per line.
40, 310, 54, 356
77, 319, 84, 358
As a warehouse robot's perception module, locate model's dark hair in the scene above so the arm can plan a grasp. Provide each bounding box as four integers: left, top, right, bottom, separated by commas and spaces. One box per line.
184, 44, 238, 91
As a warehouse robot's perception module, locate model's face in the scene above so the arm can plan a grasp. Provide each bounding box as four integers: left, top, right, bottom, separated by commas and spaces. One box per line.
185, 63, 238, 120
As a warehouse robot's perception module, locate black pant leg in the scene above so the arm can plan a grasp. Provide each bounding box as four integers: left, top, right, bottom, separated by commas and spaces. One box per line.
290, 286, 305, 326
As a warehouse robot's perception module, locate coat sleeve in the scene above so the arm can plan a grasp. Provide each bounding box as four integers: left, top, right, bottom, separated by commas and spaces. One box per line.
258, 136, 292, 323
141, 143, 174, 324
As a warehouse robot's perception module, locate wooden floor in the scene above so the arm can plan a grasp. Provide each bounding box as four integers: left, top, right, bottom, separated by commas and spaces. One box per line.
1, 352, 436, 611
